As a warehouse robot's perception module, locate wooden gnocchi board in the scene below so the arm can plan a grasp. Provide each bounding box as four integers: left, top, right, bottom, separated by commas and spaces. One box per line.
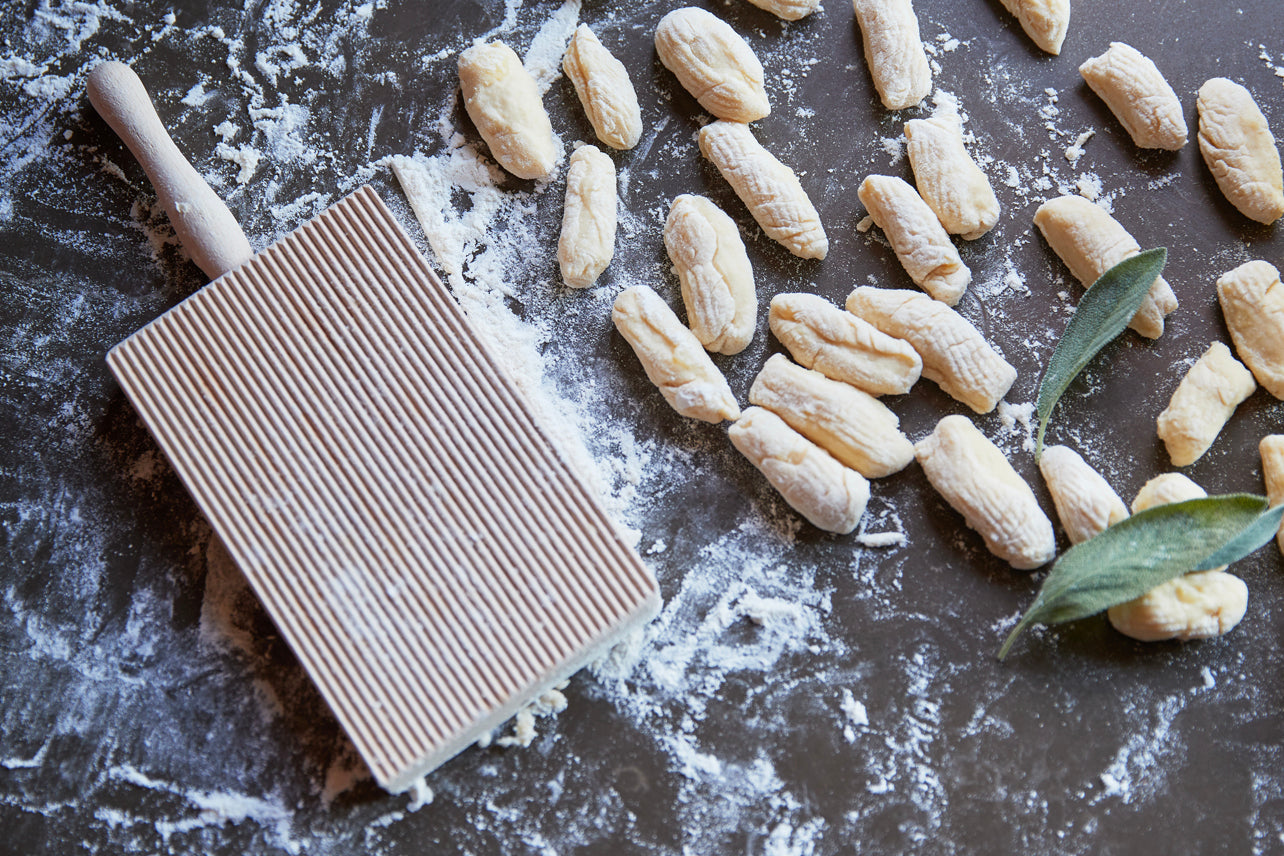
107, 186, 660, 792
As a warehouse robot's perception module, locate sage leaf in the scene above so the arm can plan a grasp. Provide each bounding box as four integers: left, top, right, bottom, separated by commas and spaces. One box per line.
998, 494, 1284, 659
1034, 248, 1168, 458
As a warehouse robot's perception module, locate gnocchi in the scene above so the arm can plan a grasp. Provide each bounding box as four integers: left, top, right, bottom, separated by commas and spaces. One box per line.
845, 287, 1016, 414
1078, 43, 1186, 151
729, 406, 870, 534
905, 113, 1000, 240
458, 42, 558, 180
915, 414, 1056, 570
655, 7, 769, 123
769, 292, 922, 396
996, 0, 1069, 55
1156, 341, 1256, 468
742, 0, 820, 21
664, 195, 757, 355
1107, 475, 1248, 642
749, 354, 915, 478
1197, 77, 1284, 225
1262, 435, 1284, 556
858, 174, 972, 305
698, 121, 829, 259
851, 0, 932, 111
1038, 444, 1128, 545
1217, 260, 1284, 400
558, 144, 617, 289
562, 25, 643, 151
612, 285, 741, 424
1033, 195, 1178, 340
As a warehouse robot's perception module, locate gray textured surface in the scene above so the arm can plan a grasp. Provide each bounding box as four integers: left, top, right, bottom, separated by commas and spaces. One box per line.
2, 0, 1283, 853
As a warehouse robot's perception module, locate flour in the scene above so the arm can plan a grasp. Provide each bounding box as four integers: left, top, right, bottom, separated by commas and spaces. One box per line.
106, 764, 301, 851
1064, 129, 1094, 164
1258, 45, 1284, 84
839, 687, 870, 743
522, 0, 581, 93
492, 684, 570, 749
4, 0, 1283, 854
216, 142, 261, 183
857, 530, 906, 547
996, 400, 1036, 454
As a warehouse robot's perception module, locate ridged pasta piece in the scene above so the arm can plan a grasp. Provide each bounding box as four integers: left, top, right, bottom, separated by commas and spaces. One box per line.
558, 145, 617, 288
1197, 78, 1284, 224
851, 0, 932, 110
458, 43, 557, 180
655, 7, 769, 122
664, 194, 756, 355
1261, 435, 1284, 556
563, 25, 643, 151
612, 286, 741, 423
845, 287, 1016, 414
698, 121, 828, 260
996, 0, 1069, 56
729, 406, 870, 534
1033, 195, 1178, 340
905, 114, 1000, 240
749, 354, 915, 478
1079, 42, 1186, 151
1107, 474, 1247, 642
915, 414, 1055, 570
1217, 260, 1284, 399
1038, 444, 1127, 545
769, 292, 922, 396
858, 174, 971, 305
1156, 341, 1256, 467
742, 0, 820, 21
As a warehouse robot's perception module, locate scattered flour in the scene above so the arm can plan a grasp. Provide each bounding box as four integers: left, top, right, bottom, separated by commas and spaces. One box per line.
879, 134, 905, 165
857, 530, 907, 548
839, 687, 869, 743
996, 401, 1036, 454
1064, 129, 1095, 165
3, 2, 1281, 855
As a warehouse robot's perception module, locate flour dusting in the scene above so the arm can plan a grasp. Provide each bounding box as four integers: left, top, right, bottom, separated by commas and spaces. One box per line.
3, 0, 1283, 854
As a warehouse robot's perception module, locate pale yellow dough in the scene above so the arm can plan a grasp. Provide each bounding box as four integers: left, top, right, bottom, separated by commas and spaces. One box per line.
1079, 42, 1186, 151
558, 145, 617, 289
915, 414, 1055, 570
1033, 195, 1178, 340
698, 121, 828, 260
851, 0, 932, 110
858, 174, 971, 305
1038, 444, 1127, 545
1108, 475, 1247, 643
664, 194, 756, 355
1217, 260, 1284, 399
458, 42, 557, 180
749, 354, 915, 479
563, 25, 643, 151
729, 406, 870, 534
655, 7, 769, 123
769, 292, 922, 396
1197, 77, 1284, 225
1156, 341, 1256, 467
845, 287, 1016, 414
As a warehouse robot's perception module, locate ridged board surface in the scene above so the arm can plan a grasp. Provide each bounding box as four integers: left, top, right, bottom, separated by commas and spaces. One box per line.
107, 186, 659, 792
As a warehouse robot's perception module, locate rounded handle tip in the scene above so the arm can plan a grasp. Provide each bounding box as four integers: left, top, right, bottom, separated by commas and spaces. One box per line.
86, 61, 253, 279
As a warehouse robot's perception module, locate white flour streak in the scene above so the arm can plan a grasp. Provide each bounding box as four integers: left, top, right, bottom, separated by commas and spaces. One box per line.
107, 765, 300, 851
523, 0, 581, 93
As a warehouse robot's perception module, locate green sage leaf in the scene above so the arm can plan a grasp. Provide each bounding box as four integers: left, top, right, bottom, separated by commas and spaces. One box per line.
1034, 248, 1168, 458
998, 494, 1284, 659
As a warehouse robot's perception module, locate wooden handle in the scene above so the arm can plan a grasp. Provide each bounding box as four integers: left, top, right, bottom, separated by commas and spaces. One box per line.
87, 61, 253, 279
